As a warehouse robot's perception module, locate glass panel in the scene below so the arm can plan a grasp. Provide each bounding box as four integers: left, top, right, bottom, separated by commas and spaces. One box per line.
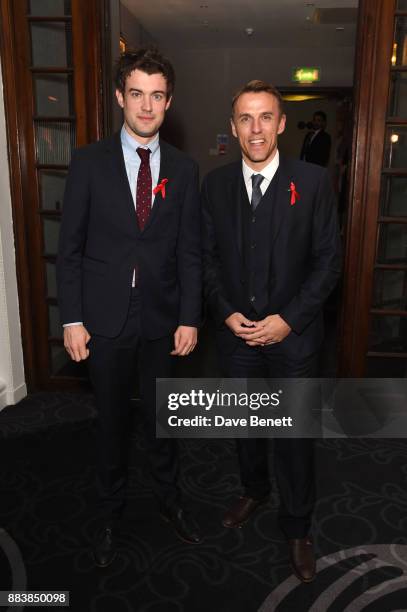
377, 223, 407, 264
398, 0, 407, 9
50, 345, 88, 377
384, 127, 407, 167
43, 217, 60, 255
373, 269, 407, 309
33, 74, 73, 116
393, 17, 407, 66
45, 262, 57, 299
48, 304, 62, 337
366, 356, 407, 377
380, 176, 407, 217
29, 0, 71, 16
388, 71, 407, 116
39, 170, 66, 210
35, 121, 75, 165
368, 315, 407, 352
30, 22, 72, 67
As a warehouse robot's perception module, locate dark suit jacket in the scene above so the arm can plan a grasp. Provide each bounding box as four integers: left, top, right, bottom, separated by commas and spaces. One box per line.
57, 132, 202, 339
201, 157, 342, 357
300, 130, 331, 167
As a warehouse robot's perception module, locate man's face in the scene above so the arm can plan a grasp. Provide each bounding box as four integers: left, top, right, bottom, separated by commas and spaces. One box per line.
115, 69, 172, 143
231, 92, 286, 170
312, 114, 325, 131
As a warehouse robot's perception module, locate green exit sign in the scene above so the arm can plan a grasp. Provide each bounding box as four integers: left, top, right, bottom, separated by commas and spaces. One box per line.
292, 67, 321, 83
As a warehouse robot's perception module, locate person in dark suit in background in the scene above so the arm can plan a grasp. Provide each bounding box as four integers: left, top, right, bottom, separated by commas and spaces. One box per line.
300, 110, 332, 167
57, 49, 202, 567
202, 81, 341, 582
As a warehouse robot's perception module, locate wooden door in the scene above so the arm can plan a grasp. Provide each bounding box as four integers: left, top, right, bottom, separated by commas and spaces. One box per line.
338, 0, 407, 377
0, 0, 104, 390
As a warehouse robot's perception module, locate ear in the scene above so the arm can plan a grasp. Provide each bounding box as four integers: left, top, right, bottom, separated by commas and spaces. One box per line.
277, 113, 286, 135
115, 89, 124, 109
230, 117, 238, 138
165, 95, 172, 111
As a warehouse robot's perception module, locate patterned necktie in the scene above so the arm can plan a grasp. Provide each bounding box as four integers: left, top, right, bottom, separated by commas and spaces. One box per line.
136, 147, 152, 230
251, 173, 264, 211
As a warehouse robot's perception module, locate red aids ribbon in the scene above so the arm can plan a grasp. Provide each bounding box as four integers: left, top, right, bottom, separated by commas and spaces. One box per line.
153, 178, 168, 198
289, 181, 300, 205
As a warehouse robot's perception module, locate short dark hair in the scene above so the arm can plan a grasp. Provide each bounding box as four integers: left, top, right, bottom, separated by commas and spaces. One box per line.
115, 48, 175, 98
314, 110, 327, 122
232, 80, 284, 116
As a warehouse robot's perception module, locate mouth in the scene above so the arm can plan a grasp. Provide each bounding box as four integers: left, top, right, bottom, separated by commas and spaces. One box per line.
249, 139, 265, 145
138, 115, 155, 122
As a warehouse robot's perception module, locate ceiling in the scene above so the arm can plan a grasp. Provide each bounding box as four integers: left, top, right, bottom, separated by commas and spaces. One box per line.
120, 0, 359, 49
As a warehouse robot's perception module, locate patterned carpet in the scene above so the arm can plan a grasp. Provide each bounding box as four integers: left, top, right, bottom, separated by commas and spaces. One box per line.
1, 392, 407, 612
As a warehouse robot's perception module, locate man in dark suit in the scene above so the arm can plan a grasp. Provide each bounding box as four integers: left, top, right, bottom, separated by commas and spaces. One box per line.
202, 81, 341, 582
300, 110, 331, 167
57, 49, 202, 567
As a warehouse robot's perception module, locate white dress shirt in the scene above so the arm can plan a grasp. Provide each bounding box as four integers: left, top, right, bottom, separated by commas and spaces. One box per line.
242, 149, 280, 201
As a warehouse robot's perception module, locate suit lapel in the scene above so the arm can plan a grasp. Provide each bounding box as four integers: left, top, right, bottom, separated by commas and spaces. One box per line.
142, 139, 176, 232
269, 156, 291, 249
227, 162, 247, 259
106, 132, 140, 233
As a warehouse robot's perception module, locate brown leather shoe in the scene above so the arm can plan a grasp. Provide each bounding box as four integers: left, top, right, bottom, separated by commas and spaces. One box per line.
222, 496, 267, 528
288, 537, 316, 583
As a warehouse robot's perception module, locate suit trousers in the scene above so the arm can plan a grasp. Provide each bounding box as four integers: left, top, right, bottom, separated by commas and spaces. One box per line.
220, 339, 318, 539
88, 288, 179, 522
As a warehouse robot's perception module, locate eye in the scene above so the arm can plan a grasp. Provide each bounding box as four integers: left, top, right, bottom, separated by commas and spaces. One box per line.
240, 116, 249, 123
131, 91, 141, 98
153, 93, 164, 101
262, 114, 272, 121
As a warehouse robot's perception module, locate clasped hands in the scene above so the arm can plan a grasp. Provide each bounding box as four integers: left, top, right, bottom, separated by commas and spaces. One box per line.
225, 312, 291, 346
63, 324, 197, 362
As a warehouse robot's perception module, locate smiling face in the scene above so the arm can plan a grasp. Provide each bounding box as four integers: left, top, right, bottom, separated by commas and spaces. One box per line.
115, 69, 172, 144
231, 91, 286, 171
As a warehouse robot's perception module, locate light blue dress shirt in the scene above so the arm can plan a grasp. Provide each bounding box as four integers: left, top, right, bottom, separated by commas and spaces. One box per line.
120, 124, 161, 207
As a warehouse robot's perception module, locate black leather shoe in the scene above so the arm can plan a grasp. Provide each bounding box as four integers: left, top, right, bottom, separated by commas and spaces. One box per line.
160, 506, 202, 544
93, 527, 117, 568
222, 496, 268, 528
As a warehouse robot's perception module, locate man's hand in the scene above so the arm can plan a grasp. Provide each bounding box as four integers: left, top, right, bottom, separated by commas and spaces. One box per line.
171, 326, 198, 356
63, 324, 91, 361
225, 312, 256, 337
240, 314, 292, 346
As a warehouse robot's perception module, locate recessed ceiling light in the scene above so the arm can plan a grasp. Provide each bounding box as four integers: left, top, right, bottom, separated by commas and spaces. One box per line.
336, 26, 345, 30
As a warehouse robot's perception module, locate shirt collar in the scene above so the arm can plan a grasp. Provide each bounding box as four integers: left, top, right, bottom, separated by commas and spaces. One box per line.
242, 149, 280, 184
120, 124, 160, 157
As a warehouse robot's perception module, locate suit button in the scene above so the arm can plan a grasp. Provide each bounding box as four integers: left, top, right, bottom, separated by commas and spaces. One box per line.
251, 243, 256, 249
252, 216, 256, 223
250, 295, 256, 302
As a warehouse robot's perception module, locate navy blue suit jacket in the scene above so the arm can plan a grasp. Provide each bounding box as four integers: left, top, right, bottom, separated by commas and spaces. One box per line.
201, 157, 342, 357
57, 132, 202, 339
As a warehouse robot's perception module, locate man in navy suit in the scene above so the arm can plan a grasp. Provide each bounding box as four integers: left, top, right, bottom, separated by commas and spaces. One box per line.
57, 49, 202, 566
300, 110, 332, 167
202, 81, 341, 582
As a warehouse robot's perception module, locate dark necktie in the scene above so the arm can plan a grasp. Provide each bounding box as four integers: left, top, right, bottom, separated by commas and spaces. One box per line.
136, 147, 152, 230
251, 173, 264, 211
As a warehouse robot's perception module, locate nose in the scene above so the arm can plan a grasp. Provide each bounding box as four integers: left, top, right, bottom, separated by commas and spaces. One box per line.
141, 94, 152, 112
251, 117, 261, 133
